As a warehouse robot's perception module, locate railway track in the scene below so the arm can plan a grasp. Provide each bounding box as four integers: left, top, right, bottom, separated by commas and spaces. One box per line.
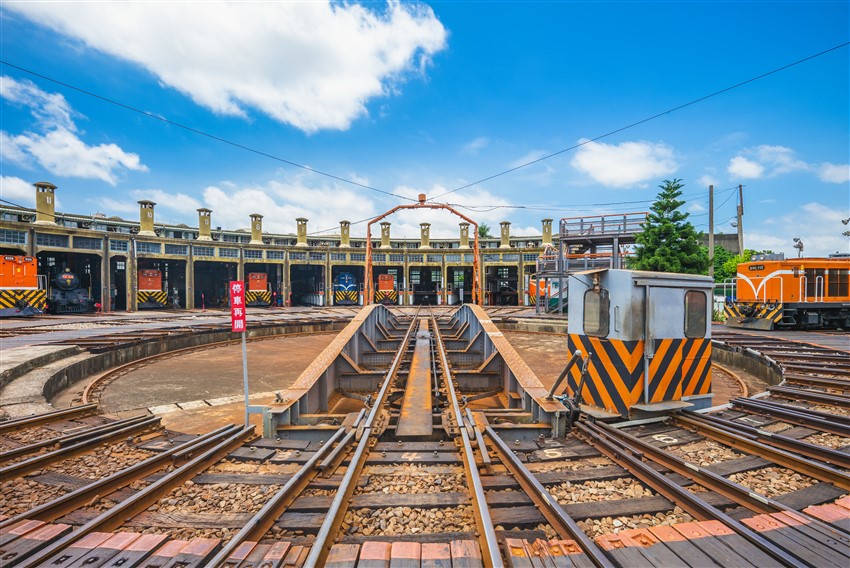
1, 325, 849, 566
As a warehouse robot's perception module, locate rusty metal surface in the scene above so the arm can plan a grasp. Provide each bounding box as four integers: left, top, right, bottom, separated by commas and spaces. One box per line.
470, 304, 566, 414
396, 319, 434, 438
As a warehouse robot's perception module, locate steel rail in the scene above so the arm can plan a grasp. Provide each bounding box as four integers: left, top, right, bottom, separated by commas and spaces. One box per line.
318, 408, 367, 473
732, 397, 850, 437
674, 414, 850, 491
0, 414, 153, 463
18, 424, 255, 568
779, 362, 850, 374
0, 415, 161, 480
0, 403, 98, 434
576, 420, 807, 568
431, 311, 503, 568
465, 408, 491, 469
680, 410, 850, 470
0, 424, 239, 530
590, 420, 850, 544
783, 373, 850, 391
769, 385, 850, 408
304, 309, 422, 567
483, 425, 615, 568
207, 425, 350, 566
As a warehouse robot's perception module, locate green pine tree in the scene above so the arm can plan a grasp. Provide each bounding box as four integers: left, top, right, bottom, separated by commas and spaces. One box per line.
630, 179, 709, 274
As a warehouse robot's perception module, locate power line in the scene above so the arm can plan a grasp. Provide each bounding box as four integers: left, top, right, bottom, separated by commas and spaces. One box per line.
429, 42, 849, 201
0, 60, 415, 203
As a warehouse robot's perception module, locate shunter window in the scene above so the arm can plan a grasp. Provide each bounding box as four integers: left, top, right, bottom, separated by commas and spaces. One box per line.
583, 289, 609, 337
827, 269, 849, 298
684, 290, 707, 338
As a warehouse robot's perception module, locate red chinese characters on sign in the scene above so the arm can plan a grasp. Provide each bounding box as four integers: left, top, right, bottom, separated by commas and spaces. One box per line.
230, 281, 247, 332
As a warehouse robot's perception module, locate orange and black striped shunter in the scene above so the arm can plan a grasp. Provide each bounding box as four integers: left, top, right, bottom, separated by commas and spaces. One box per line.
137, 268, 167, 309
566, 269, 714, 419
375, 273, 398, 305
726, 255, 850, 330
0, 255, 46, 316
246, 272, 272, 306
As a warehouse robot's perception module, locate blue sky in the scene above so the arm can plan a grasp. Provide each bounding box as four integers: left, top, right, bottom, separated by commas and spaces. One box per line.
1, 1, 848, 257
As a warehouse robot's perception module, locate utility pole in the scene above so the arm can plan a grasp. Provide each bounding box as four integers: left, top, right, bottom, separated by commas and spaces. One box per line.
708, 185, 714, 278
736, 184, 744, 254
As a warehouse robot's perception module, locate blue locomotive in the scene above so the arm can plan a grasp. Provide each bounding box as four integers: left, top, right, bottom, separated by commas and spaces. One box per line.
333, 272, 359, 305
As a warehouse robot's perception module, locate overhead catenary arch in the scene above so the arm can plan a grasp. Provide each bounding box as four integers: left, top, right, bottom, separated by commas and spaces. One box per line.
364, 194, 481, 305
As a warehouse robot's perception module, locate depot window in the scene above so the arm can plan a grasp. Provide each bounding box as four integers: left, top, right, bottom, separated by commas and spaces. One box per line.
684, 290, 707, 338
583, 289, 609, 337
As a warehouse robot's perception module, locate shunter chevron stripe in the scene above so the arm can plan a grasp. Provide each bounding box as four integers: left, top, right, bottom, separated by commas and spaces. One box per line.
649, 338, 684, 403
375, 290, 398, 303
0, 289, 46, 311
567, 334, 711, 416
138, 290, 167, 306
681, 338, 712, 397
246, 290, 271, 305
566, 334, 643, 417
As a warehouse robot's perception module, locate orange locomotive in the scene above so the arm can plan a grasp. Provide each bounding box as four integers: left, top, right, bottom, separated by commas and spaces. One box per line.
246, 272, 272, 306
137, 269, 168, 309
0, 255, 46, 316
375, 273, 397, 305
725, 255, 850, 330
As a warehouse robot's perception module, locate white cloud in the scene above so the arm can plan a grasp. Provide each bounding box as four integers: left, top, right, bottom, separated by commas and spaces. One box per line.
4, 129, 147, 185
748, 202, 850, 257
0, 176, 36, 207
9, 2, 447, 133
727, 156, 764, 179
1, 76, 147, 185
753, 145, 808, 175
727, 145, 847, 184
0, 75, 76, 131
202, 179, 378, 235
509, 150, 548, 169
570, 140, 678, 188
130, 189, 202, 213
697, 174, 718, 188
460, 137, 489, 156
819, 162, 850, 184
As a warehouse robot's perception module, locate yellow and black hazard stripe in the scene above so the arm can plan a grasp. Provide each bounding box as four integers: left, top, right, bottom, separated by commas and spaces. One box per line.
528, 294, 537, 305
138, 290, 168, 308
334, 290, 358, 305
756, 302, 783, 325
567, 335, 712, 417
246, 290, 272, 306
647, 338, 686, 404
723, 302, 744, 321
725, 301, 783, 329
681, 338, 712, 397
0, 289, 47, 314
567, 334, 644, 417
375, 290, 398, 304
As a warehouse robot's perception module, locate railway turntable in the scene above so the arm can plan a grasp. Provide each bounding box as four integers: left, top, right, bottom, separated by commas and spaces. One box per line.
2, 305, 850, 567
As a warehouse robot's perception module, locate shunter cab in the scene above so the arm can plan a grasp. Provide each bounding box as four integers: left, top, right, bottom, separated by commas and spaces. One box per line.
137, 269, 167, 309
0, 255, 46, 316
375, 273, 398, 305
567, 269, 713, 419
246, 272, 271, 307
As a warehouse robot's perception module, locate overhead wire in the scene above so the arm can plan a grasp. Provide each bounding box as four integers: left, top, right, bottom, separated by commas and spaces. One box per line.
0, 60, 415, 203
428, 42, 849, 201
